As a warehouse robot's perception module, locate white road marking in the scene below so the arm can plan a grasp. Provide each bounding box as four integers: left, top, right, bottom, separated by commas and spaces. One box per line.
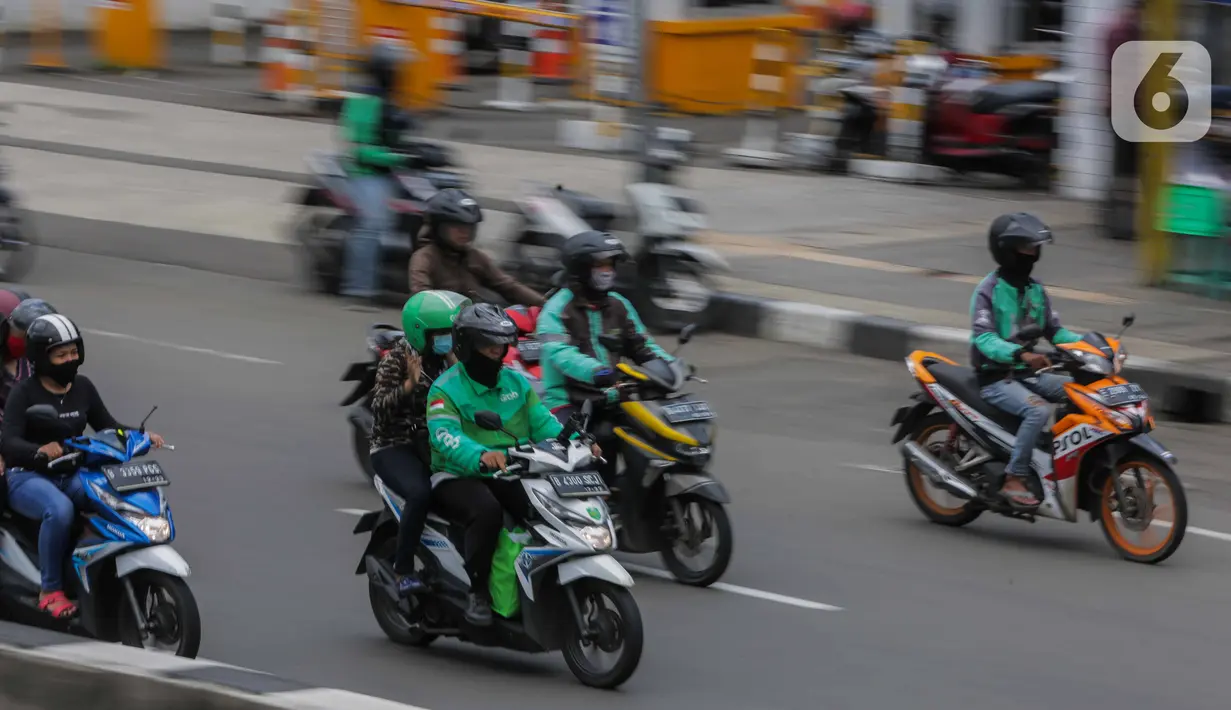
844, 463, 899, 474
1191, 526, 1231, 543
621, 563, 844, 612
85, 328, 283, 365
334, 508, 844, 612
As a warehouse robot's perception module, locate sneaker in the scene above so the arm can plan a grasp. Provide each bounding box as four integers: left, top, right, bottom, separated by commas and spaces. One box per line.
396, 574, 426, 598
464, 591, 493, 627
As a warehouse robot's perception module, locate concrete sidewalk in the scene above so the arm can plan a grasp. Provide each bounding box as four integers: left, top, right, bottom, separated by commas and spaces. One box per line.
3, 80, 1226, 421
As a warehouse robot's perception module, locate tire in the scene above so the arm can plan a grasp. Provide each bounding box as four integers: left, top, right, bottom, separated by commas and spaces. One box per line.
561, 579, 643, 689
352, 424, 375, 483
116, 571, 202, 658
368, 539, 438, 647
1097, 456, 1187, 565
0, 204, 37, 283
903, 413, 983, 527
659, 496, 733, 587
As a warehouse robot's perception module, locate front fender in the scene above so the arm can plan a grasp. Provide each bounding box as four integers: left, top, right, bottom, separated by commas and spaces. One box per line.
115, 545, 191, 579
557, 554, 634, 588
651, 242, 731, 272
1129, 434, 1178, 465
664, 473, 731, 504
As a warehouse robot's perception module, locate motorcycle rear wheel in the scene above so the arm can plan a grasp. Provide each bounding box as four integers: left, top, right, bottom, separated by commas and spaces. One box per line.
352, 425, 375, 483
0, 204, 37, 283
368, 539, 438, 647
904, 414, 983, 527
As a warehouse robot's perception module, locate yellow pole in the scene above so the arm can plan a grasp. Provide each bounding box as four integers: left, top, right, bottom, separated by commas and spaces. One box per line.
1136, 0, 1178, 286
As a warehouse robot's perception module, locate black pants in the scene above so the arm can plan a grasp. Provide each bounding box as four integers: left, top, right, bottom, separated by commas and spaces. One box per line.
431, 477, 532, 592
371, 443, 432, 575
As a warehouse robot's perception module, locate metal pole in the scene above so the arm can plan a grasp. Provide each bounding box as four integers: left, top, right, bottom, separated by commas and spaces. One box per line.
627, 0, 654, 183
1137, 0, 1178, 286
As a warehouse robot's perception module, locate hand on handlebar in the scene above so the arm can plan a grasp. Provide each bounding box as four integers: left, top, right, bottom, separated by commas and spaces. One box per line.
1020, 352, 1052, 372
36, 442, 63, 460
479, 451, 508, 473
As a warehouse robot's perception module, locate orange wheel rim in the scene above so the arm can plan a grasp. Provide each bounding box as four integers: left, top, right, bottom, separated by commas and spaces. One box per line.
908, 425, 968, 516
1100, 460, 1176, 557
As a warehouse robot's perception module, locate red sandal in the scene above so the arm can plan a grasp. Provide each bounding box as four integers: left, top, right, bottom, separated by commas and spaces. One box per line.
38, 591, 77, 619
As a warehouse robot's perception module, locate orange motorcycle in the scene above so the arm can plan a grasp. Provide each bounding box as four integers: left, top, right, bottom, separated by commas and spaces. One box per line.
891, 315, 1187, 564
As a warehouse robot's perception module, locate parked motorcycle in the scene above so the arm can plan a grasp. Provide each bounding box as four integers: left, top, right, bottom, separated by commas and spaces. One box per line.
0, 405, 200, 656
503, 177, 727, 333
571, 324, 732, 586
892, 315, 1189, 564
0, 156, 38, 282
291, 138, 468, 298
341, 323, 406, 483
353, 401, 643, 689
920, 56, 1065, 188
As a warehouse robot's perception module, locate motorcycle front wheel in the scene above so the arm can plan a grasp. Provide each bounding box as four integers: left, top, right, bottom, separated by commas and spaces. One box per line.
561, 579, 643, 689
116, 571, 202, 658
660, 495, 733, 587
1098, 456, 1187, 564
635, 259, 715, 334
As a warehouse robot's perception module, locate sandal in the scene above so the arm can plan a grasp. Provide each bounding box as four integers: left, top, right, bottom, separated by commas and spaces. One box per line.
38, 591, 77, 619
1000, 485, 1040, 509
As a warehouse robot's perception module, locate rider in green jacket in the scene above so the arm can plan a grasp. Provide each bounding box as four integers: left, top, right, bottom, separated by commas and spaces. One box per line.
972, 213, 1082, 509
337, 42, 411, 310
426, 303, 599, 626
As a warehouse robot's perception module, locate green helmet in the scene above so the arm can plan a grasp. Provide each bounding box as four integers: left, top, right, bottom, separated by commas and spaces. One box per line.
401, 290, 472, 353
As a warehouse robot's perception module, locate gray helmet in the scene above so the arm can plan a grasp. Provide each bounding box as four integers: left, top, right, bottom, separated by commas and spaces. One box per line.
453, 303, 518, 361
988, 212, 1053, 268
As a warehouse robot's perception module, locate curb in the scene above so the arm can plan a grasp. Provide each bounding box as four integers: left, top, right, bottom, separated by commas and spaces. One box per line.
0, 621, 428, 709
707, 293, 1231, 424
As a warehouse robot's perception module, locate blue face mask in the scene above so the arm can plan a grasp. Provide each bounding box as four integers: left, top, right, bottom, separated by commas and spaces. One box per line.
431, 334, 453, 356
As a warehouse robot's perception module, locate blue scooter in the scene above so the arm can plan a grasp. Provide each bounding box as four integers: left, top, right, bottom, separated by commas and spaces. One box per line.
0, 404, 200, 657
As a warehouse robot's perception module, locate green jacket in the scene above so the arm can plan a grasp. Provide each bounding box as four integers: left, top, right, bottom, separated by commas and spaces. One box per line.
339, 93, 404, 176
970, 271, 1081, 381
426, 362, 563, 477
535, 288, 671, 410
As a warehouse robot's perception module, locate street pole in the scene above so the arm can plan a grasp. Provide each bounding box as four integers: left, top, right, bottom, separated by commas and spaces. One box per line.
1137, 0, 1177, 286
627, 0, 653, 184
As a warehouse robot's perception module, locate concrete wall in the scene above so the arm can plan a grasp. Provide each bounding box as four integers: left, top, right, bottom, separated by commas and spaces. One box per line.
2, 0, 284, 31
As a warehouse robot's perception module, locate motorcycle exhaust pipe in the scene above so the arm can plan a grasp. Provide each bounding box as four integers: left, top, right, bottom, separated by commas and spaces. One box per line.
901, 441, 978, 500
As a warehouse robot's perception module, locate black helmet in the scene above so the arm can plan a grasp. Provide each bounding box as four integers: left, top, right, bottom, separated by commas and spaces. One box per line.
453, 303, 518, 361
365, 41, 401, 96
561, 231, 628, 285
26, 313, 84, 384
3, 298, 57, 343
988, 212, 1054, 269
426, 189, 483, 252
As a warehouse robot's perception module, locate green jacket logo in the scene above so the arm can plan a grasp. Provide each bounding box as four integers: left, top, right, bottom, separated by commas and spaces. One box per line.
435, 428, 461, 450
500, 391, 520, 402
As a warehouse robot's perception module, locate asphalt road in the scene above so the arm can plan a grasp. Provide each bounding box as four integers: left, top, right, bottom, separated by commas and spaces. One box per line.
13, 246, 1231, 710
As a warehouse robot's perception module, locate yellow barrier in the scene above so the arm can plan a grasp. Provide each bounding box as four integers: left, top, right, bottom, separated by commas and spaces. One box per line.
93, 0, 163, 70
648, 14, 810, 116
28, 0, 69, 71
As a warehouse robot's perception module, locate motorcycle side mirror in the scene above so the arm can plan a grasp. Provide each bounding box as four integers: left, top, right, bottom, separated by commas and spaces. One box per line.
474, 411, 504, 432
1121, 313, 1135, 329
677, 323, 696, 347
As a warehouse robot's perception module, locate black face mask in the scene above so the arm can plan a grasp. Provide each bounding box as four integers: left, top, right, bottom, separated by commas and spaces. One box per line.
43, 359, 80, 387
999, 251, 1039, 285
462, 349, 505, 388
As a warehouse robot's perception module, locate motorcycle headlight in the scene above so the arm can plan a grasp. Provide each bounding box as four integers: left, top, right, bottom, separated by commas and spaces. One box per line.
125, 514, 171, 543
675, 443, 712, 466
579, 525, 612, 551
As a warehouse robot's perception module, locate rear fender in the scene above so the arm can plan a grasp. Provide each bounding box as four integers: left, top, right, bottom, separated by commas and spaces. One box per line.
353, 510, 398, 574
890, 394, 936, 443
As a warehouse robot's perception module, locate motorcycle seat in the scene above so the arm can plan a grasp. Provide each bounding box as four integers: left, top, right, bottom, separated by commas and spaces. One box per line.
969, 80, 1059, 115
927, 363, 1024, 433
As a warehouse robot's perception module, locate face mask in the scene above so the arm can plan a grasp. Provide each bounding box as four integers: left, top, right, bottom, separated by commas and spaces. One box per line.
44, 359, 80, 387
431, 334, 453, 356
590, 268, 616, 292
462, 348, 504, 388
6, 335, 24, 360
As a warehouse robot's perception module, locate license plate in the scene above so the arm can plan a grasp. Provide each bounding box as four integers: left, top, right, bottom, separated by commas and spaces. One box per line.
547, 472, 610, 498
660, 400, 714, 424
517, 338, 542, 363
1096, 383, 1148, 407
102, 461, 169, 493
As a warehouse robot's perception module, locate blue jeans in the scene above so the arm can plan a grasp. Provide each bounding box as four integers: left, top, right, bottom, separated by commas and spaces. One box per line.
7, 471, 89, 592
980, 373, 1069, 476
342, 174, 394, 299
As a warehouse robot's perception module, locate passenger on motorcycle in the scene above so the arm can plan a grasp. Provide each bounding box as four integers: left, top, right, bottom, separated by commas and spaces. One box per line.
339, 42, 411, 311
409, 188, 545, 307
0, 290, 34, 477
0, 315, 165, 619
535, 232, 673, 475
370, 289, 472, 598
426, 303, 599, 627
972, 213, 1082, 508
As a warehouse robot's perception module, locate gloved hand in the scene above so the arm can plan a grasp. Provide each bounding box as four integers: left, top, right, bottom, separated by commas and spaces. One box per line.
604, 387, 621, 405
592, 367, 619, 387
